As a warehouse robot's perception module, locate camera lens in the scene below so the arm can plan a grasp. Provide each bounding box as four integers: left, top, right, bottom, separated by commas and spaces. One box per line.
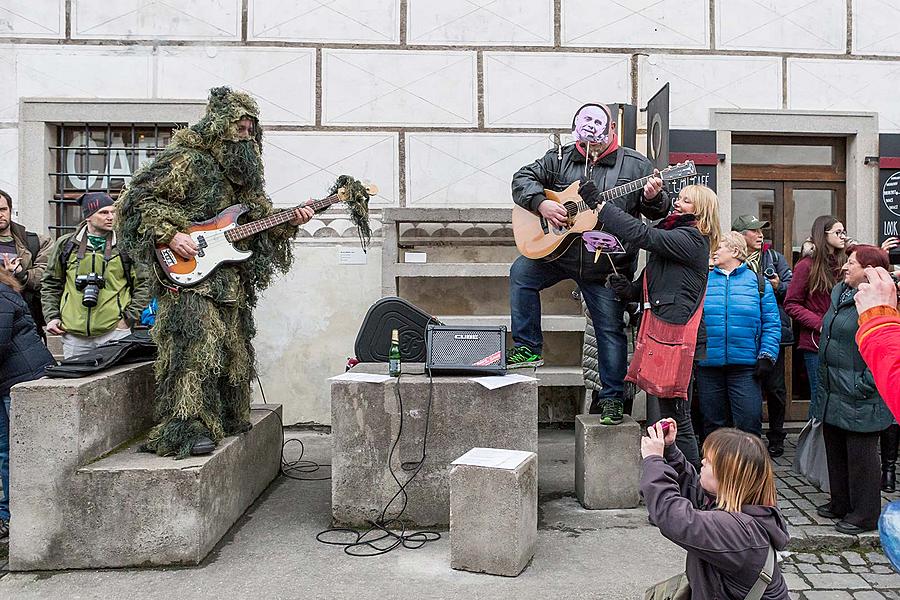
764, 267, 777, 279
81, 284, 100, 307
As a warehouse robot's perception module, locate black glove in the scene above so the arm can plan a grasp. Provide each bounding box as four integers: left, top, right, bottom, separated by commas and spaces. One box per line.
753, 357, 774, 381
578, 180, 602, 209
608, 273, 633, 302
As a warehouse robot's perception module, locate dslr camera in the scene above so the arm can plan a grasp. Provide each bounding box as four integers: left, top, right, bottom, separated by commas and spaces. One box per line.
75, 273, 105, 307
764, 267, 778, 280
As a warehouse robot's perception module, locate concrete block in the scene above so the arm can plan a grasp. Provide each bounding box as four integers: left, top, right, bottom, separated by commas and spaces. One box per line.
263, 132, 398, 208
0, 0, 63, 38
409, 0, 552, 46
331, 364, 538, 527
322, 50, 476, 127
638, 55, 782, 129
575, 414, 640, 509
562, 0, 708, 49
450, 448, 537, 577
854, 0, 900, 55
8, 361, 282, 570
157, 47, 315, 125
716, 0, 845, 53
788, 59, 900, 133
72, 0, 241, 40
483, 53, 630, 128
406, 133, 550, 208
248, 0, 399, 43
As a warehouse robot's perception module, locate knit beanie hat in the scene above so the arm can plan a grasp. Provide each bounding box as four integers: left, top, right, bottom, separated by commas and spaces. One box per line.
80, 192, 114, 220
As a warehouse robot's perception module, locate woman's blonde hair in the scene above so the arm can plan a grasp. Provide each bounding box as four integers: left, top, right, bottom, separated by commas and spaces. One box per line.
679, 185, 720, 255
0, 265, 21, 292
703, 428, 777, 512
720, 231, 749, 262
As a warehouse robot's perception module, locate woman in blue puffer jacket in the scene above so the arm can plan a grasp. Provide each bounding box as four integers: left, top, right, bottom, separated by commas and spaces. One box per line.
697, 231, 781, 439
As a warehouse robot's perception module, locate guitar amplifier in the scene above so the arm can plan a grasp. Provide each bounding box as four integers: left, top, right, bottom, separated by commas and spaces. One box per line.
425, 325, 507, 375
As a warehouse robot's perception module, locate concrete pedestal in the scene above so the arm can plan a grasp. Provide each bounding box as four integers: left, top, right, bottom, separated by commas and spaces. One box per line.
575, 414, 641, 509
450, 448, 537, 577
331, 363, 538, 527
9, 362, 282, 570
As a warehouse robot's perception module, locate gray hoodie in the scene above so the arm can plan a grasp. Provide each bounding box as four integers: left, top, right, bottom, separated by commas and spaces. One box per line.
640, 445, 790, 600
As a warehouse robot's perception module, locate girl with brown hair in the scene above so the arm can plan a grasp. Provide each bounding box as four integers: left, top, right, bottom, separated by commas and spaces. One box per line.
785, 215, 848, 416
641, 422, 790, 599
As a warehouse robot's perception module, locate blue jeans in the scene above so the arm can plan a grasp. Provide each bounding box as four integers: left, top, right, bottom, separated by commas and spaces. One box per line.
0, 394, 9, 521
696, 365, 763, 437
509, 254, 627, 400
802, 350, 820, 419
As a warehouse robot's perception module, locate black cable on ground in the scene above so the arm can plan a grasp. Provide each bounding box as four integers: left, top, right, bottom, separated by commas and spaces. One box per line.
251, 376, 331, 482
315, 371, 441, 556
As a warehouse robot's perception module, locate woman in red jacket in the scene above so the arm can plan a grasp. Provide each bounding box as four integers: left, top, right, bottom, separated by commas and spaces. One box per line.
785, 215, 848, 417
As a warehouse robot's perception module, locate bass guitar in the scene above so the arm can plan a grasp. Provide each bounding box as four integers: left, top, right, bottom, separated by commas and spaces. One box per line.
512, 161, 697, 260
155, 181, 377, 287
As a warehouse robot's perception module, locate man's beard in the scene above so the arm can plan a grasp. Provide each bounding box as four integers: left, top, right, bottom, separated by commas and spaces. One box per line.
219, 140, 264, 191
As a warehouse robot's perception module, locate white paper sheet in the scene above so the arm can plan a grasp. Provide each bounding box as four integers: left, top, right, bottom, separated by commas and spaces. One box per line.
329, 372, 393, 383
452, 447, 534, 470
468, 373, 537, 390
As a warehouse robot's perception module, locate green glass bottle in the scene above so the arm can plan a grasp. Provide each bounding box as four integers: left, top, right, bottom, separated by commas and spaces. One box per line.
389, 329, 401, 377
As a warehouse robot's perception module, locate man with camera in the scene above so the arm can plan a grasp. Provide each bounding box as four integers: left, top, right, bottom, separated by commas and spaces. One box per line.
733, 215, 793, 457
41, 192, 150, 358
0, 189, 52, 335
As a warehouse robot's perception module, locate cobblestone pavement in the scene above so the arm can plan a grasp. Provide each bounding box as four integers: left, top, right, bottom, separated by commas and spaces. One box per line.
783, 549, 900, 599
774, 433, 894, 551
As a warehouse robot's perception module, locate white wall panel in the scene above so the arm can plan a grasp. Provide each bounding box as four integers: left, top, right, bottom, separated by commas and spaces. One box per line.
789, 58, 900, 131
248, 0, 398, 44
639, 54, 782, 128
72, 0, 240, 40
16, 46, 154, 102
853, 0, 900, 56
484, 52, 630, 128
562, 0, 709, 49
157, 47, 315, 125
716, 0, 846, 53
408, 0, 552, 46
0, 47, 16, 121
0, 128, 16, 198
263, 132, 398, 209
406, 133, 550, 207
322, 50, 476, 127
0, 0, 64, 38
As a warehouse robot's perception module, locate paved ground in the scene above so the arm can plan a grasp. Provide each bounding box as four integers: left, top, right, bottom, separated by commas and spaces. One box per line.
0, 427, 896, 599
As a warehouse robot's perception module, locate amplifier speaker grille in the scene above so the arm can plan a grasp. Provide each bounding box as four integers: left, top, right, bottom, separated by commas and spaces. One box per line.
425, 325, 506, 375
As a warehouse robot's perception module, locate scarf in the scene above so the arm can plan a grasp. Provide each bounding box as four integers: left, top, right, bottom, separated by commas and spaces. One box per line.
656, 212, 697, 231
575, 133, 619, 164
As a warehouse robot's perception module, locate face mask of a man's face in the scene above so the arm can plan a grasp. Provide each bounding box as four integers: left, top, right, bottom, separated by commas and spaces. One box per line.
572, 106, 610, 145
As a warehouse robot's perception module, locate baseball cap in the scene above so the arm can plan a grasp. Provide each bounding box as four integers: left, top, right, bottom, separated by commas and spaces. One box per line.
731, 214, 770, 232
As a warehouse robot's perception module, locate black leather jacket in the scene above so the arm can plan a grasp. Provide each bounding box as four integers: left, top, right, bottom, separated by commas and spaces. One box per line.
511, 144, 669, 280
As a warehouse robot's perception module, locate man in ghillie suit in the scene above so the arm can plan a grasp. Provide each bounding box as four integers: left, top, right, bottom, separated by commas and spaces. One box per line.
116, 87, 314, 458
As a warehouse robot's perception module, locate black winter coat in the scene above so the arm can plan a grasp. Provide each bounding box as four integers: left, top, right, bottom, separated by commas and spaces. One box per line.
511, 144, 669, 279
597, 206, 709, 327
0, 282, 54, 396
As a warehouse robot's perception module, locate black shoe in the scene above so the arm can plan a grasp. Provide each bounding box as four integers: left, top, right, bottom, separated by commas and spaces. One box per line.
588, 393, 605, 415
884, 467, 897, 493
835, 520, 875, 535
768, 443, 784, 458
816, 504, 843, 519
190, 436, 216, 456
600, 398, 624, 425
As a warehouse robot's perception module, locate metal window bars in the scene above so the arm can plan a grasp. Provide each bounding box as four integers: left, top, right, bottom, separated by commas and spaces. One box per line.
49, 122, 184, 237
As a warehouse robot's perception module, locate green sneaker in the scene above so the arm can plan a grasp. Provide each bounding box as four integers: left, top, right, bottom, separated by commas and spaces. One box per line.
599, 398, 624, 425
506, 345, 544, 369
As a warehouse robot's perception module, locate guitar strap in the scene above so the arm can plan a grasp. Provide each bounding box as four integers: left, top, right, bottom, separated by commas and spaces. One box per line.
600, 147, 626, 196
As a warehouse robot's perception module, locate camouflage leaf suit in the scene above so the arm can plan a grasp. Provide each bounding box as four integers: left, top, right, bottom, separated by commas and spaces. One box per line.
116, 87, 297, 458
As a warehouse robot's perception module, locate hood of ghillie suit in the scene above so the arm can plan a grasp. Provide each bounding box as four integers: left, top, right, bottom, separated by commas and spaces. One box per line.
170, 86, 266, 190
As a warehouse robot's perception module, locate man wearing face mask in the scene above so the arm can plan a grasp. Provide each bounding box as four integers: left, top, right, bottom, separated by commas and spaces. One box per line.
117, 87, 314, 458
510, 103, 669, 424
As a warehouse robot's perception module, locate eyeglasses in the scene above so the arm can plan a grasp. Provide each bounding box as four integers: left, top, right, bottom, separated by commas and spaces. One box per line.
826, 229, 847, 238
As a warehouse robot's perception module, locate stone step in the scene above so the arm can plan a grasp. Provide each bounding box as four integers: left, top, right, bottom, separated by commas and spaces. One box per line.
70, 405, 282, 568
438, 314, 586, 332
532, 366, 585, 387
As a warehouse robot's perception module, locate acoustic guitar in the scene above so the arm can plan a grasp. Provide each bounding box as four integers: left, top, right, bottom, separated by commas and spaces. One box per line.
511, 161, 697, 260
155, 182, 377, 287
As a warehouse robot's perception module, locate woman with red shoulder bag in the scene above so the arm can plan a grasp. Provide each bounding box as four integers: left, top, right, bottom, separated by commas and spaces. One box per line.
579, 182, 720, 469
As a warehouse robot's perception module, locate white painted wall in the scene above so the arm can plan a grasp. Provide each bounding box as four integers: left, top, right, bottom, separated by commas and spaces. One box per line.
0, 0, 897, 423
